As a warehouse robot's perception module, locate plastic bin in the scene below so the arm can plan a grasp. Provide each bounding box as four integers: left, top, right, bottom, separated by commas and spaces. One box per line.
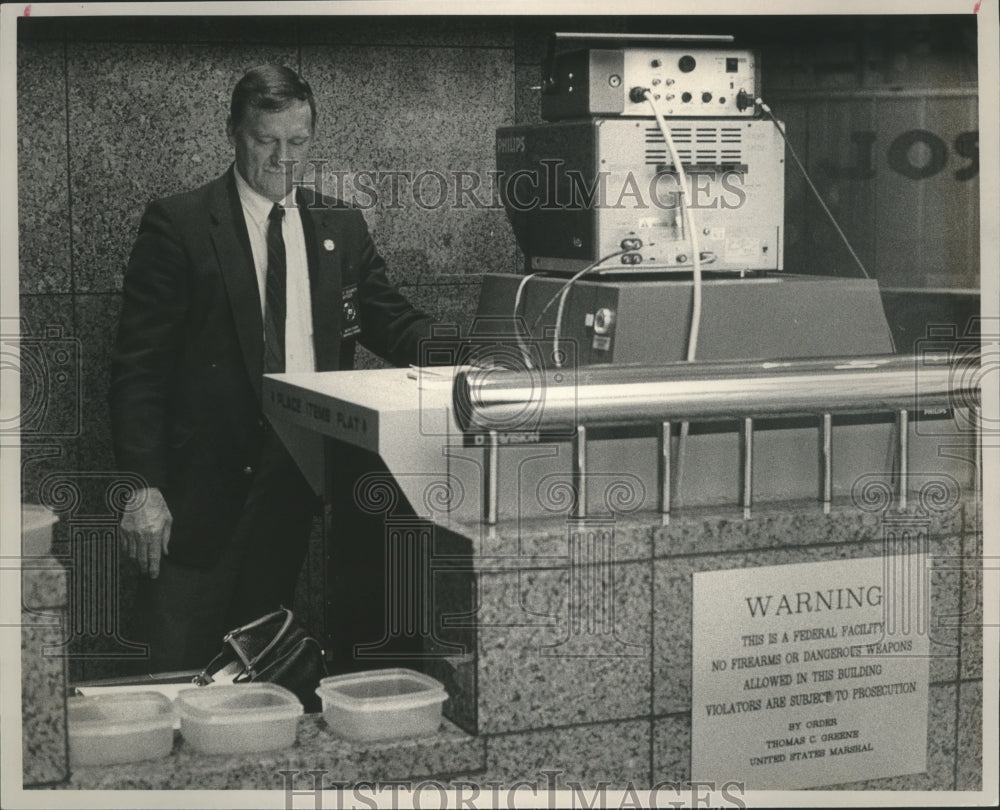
22, 504, 58, 556
67, 691, 175, 766
175, 683, 302, 755
315, 669, 447, 742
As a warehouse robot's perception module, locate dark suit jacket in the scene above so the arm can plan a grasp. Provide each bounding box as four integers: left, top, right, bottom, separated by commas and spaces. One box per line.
110, 167, 434, 566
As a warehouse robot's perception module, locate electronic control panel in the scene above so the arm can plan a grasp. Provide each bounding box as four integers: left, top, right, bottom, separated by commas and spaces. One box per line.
497, 118, 784, 274
542, 47, 760, 120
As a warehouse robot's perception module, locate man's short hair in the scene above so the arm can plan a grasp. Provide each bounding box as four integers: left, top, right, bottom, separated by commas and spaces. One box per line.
230, 65, 316, 130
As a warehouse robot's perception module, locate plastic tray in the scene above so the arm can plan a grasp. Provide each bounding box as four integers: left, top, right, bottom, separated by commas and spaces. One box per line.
174, 683, 302, 755
67, 691, 175, 766
316, 668, 447, 742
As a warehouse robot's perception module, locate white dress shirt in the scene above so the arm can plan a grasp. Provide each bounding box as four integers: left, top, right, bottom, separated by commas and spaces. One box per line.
233, 166, 315, 373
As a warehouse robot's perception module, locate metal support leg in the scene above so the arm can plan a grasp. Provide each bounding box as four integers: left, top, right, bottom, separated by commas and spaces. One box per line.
573, 424, 587, 519
821, 413, 833, 515
972, 404, 982, 534
485, 430, 499, 525
741, 417, 753, 520
896, 409, 908, 511
659, 421, 672, 523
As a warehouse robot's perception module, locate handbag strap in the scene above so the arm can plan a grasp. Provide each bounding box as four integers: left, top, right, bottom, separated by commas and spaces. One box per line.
192, 647, 230, 686
225, 607, 295, 677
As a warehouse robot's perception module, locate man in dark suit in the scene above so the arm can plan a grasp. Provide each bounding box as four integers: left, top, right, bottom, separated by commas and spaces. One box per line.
110, 65, 435, 671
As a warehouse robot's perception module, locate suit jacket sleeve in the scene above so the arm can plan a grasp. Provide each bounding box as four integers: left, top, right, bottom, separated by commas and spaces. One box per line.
351, 209, 437, 368
109, 201, 190, 489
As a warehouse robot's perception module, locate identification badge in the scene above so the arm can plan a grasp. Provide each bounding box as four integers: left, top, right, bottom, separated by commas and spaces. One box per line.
341, 285, 361, 338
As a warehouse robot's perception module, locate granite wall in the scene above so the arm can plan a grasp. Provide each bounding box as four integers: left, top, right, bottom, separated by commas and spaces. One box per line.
14, 15, 545, 682
15, 14, 980, 683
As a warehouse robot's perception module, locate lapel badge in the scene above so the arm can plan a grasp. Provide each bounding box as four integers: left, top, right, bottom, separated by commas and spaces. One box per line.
341, 285, 361, 339
323, 238, 335, 252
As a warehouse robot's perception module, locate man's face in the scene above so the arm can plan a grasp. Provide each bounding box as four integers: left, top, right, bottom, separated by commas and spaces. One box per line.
228, 100, 313, 202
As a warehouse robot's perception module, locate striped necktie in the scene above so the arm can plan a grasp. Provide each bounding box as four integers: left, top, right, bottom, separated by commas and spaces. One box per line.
263, 203, 286, 374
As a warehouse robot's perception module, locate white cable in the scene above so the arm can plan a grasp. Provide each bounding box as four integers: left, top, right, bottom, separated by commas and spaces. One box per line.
530, 252, 623, 336
644, 90, 702, 362
513, 272, 540, 369
548, 252, 625, 368
644, 89, 703, 504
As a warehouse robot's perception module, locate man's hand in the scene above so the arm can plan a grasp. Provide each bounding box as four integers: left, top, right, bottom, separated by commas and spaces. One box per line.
120, 487, 172, 578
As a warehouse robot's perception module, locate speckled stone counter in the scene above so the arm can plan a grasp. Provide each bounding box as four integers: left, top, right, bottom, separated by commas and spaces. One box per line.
21, 558, 70, 787
20, 498, 982, 793
20, 557, 485, 791
422, 496, 983, 790
59, 715, 484, 790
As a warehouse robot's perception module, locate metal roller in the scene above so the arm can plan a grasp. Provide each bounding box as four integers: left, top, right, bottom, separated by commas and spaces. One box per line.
452, 353, 979, 434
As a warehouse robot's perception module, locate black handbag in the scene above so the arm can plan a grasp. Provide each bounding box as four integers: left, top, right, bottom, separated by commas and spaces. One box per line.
193, 607, 327, 713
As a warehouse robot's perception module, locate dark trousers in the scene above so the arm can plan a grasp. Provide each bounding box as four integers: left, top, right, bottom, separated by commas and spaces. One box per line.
141, 431, 317, 672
